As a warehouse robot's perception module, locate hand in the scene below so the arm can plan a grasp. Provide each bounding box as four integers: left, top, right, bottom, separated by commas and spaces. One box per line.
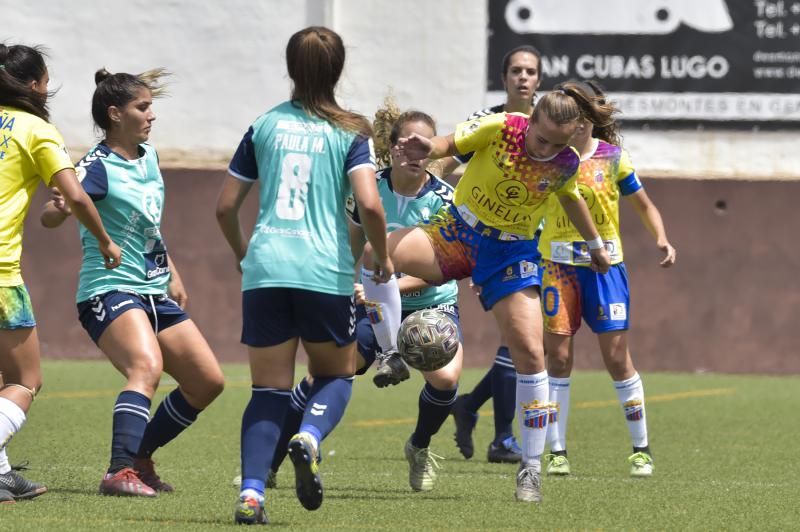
658, 241, 677, 267
371, 255, 395, 284
353, 283, 366, 305
396, 133, 433, 163
168, 278, 189, 309
99, 241, 122, 269
50, 187, 71, 215
589, 247, 611, 274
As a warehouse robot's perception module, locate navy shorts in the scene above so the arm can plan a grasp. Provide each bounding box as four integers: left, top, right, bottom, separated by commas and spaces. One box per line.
77, 290, 189, 344
354, 302, 463, 375
242, 287, 356, 348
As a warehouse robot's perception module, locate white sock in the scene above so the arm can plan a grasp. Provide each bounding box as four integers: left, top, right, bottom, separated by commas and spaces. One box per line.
240, 488, 264, 502
0, 448, 10, 474
614, 372, 648, 448
546, 376, 571, 453
361, 267, 401, 353
0, 397, 26, 452
516, 371, 549, 469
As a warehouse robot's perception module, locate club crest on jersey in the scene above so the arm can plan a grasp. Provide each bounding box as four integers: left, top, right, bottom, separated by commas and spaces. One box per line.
537, 178, 550, 192
624, 399, 644, 421
521, 400, 548, 428
594, 170, 604, 183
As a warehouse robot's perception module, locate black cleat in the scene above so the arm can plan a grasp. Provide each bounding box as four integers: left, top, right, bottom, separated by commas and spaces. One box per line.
451, 394, 478, 459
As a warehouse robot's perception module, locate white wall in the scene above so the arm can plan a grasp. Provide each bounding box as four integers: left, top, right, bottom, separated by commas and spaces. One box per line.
7, 0, 796, 178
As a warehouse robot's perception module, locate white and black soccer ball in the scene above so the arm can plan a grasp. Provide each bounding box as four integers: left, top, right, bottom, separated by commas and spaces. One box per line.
397, 309, 459, 372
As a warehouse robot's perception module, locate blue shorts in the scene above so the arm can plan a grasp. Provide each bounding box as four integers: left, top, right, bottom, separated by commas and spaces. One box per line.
354, 302, 463, 375
420, 206, 541, 311
540, 260, 630, 335
0, 285, 36, 329
77, 290, 189, 344
242, 287, 356, 348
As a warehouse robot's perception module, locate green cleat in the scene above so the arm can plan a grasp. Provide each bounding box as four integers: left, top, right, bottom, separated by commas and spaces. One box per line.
288, 433, 323, 510
404, 438, 442, 492
545, 454, 571, 476
628, 451, 654, 477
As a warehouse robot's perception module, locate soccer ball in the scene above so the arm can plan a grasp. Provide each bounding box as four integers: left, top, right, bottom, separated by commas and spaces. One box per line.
397, 309, 459, 372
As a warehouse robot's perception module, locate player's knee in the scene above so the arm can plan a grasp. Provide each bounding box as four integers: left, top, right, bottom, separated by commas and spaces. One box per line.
547, 351, 570, 376
426, 370, 459, 390
127, 354, 163, 387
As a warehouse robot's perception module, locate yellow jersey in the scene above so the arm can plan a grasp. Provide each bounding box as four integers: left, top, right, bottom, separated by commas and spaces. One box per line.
0, 107, 74, 286
539, 139, 642, 266
453, 112, 580, 239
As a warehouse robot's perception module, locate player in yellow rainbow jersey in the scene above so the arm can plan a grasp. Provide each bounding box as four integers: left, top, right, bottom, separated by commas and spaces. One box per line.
360, 86, 615, 503
0, 44, 120, 503
538, 80, 676, 479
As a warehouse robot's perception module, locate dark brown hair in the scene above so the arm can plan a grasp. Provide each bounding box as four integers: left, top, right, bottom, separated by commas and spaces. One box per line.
0, 44, 50, 121
91, 67, 168, 131
501, 45, 542, 78
286, 27, 372, 137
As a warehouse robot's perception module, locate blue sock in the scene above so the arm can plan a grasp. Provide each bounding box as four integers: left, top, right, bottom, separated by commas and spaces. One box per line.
137, 388, 201, 459
240, 387, 291, 496
411, 383, 458, 449
271, 378, 309, 473
465, 364, 494, 414
491, 346, 517, 444
298, 377, 353, 447
109, 391, 151, 473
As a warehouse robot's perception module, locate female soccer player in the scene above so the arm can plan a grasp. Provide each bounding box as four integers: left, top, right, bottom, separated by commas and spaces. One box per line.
360, 86, 614, 503
41, 68, 224, 497
216, 27, 391, 524
0, 44, 121, 503
539, 80, 676, 478
446, 44, 544, 465
268, 100, 463, 493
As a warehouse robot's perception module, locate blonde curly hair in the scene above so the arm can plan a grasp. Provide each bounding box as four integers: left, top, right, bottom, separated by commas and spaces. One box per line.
373, 92, 438, 173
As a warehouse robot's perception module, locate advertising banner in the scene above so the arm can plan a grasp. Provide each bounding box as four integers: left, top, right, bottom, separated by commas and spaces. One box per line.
488, 1, 800, 124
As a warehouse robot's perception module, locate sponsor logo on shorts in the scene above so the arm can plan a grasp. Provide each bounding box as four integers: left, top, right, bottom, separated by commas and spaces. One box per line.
111, 299, 135, 312
624, 399, 644, 421
503, 265, 518, 282
609, 303, 627, 320
522, 400, 548, 428
520, 260, 537, 279
597, 305, 608, 321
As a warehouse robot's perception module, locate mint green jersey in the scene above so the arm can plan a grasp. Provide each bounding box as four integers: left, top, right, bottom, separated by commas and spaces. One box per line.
229, 101, 376, 296
75, 143, 170, 302
347, 168, 458, 310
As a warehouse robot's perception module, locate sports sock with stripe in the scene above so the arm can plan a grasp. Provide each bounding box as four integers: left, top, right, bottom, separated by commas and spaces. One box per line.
240, 387, 291, 497
490, 346, 516, 444
360, 268, 401, 353
108, 390, 151, 473
411, 383, 458, 449
298, 376, 353, 449
137, 388, 202, 459
271, 377, 310, 473
516, 371, 549, 470
614, 372, 649, 449
546, 376, 571, 453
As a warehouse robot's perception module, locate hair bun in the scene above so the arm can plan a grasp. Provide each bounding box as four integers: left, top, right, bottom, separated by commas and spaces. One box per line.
94, 68, 112, 85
